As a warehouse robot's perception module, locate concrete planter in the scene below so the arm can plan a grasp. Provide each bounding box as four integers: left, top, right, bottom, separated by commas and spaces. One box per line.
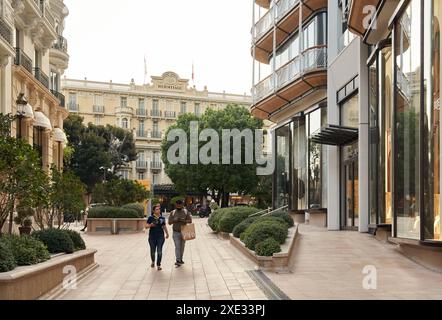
87, 218, 146, 234
229, 225, 299, 273
0, 249, 97, 300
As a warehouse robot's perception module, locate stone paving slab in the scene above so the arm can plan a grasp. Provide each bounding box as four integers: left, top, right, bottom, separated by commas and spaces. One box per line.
52, 218, 267, 300
264, 225, 442, 300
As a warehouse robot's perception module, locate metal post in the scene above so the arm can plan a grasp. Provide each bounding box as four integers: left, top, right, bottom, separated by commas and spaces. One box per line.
252, 0, 256, 105
272, 1, 277, 92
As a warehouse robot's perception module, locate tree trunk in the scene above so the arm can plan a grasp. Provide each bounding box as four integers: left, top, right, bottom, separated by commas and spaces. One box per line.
8, 210, 13, 234
221, 191, 230, 208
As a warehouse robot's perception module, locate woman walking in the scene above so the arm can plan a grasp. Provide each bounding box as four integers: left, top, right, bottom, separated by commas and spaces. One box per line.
146, 204, 169, 270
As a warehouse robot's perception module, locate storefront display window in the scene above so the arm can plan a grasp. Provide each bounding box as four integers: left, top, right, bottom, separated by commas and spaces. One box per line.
275, 125, 290, 208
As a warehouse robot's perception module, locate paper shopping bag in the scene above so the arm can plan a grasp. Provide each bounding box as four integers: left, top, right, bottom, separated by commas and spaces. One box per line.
181, 223, 196, 241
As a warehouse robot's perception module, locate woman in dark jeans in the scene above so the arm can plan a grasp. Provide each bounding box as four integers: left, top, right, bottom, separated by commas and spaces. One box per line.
146, 204, 169, 270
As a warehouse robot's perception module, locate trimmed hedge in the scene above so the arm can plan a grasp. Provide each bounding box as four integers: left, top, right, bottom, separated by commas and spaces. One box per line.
4, 235, 50, 266
121, 203, 145, 216
242, 219, 288, 251
255, 238, 282, 257
63, 230, 86, 251
232, 217, 259, 238
88, 206, 143, 219
269, 212, 294, 228
0, 240, 16, 272
208, 208, 226, 232
218, 207, 260, 233
32, 229, 75, 254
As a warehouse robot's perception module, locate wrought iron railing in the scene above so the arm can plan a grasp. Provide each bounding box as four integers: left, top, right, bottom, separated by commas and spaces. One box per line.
34, 67, 49, 88
276, 0, 299, 20
136, 108, 147, 116
137, 130, 148, 138
151, 109, 162, 117
93, 105, 105, 113
254, 9, 273, 41
150, 161, 162, 170
164, 111, 176, 118
136, 161, 148, 168
14, 48, 33, 74
0, 18, 12, 46
53, 35, 68, 53
51, 90, 65, 108
150, 131, 162, 139
68, 102, 79, 111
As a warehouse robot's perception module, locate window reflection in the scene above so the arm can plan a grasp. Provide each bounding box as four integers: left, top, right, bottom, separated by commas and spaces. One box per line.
275, 125, 290, 208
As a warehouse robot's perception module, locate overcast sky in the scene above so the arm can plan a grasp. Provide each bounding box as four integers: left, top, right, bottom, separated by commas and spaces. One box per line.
63, 0, 253, 95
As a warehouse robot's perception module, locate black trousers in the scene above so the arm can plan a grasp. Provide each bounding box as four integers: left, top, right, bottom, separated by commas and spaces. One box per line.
148, 236, 165, 266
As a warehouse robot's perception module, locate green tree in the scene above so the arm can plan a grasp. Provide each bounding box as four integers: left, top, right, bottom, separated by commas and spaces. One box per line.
92, 179, 150, 207
161, 105, 264, 207
63, 115, 137, 195
0, 114, 50, 234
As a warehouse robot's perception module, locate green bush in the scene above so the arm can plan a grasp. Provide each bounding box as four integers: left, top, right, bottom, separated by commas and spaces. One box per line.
6, 235, 50, 266
32, 229, 75, 254
0, 240, 16, 272
232, 217, 259, 238
218, 207, 260, 233
242, 219, 288, 251
121, 203, 145, 216
255, 238, 282, 257
269, 212, 294, 228
63, 230, 86, 251
88, 206, 142, 219
208, 208, 228, 231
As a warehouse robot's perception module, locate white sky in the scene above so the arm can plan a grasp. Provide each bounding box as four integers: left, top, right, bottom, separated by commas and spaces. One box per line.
63, 0, 253, 95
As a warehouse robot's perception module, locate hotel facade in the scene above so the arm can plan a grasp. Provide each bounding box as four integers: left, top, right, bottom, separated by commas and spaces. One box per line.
61, 74, 257, 189
0, 0, 69, 170
251, 0, 441, 270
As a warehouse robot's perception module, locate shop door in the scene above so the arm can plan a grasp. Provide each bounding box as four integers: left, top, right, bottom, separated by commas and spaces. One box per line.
344, 158, 359, 229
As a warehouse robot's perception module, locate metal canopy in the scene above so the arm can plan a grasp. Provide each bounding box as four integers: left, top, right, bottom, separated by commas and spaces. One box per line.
310, 125, 359, 146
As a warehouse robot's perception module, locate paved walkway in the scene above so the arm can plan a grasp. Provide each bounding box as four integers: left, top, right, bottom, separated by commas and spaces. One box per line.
264, 224, 442, 300
53, 218, 267, 300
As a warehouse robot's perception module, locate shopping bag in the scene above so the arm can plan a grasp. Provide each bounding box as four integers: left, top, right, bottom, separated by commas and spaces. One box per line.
181, 223, 196, 241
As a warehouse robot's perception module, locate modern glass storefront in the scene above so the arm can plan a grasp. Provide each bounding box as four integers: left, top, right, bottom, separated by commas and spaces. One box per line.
368, 0, 441, 241
273, 103, 328, 211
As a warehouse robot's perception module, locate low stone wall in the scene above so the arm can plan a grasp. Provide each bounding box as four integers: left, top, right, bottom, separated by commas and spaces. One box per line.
0, 249, 97, 300
229, 225, 299, 273
87, 218, 146, 234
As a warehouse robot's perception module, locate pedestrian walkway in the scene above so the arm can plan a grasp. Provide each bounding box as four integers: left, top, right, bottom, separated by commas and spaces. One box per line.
264, 224, 442, 300
53, 218, 267, 300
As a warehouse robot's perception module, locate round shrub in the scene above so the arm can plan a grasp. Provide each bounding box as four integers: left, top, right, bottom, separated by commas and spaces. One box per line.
218, 207, 260, 233
232, 217, 259, 238
242, 220, 288, 251
208, 208, 228, 232
269, 212, 294, 227
121, 203, 145, 216
63, 230, 86, 251
32, 229, 75, 254
6, 235, 50, 266
0, 240, 16, 272
255, 238, 282, 257
88, 206, 142, 219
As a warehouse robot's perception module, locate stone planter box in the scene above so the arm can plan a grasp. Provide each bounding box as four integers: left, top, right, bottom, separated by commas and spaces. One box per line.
0, 249, 97, 300
229, 225, 299, 273
87, 218, 146, 234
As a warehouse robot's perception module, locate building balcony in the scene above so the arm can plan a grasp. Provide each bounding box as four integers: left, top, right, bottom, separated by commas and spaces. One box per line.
93, 105, 105, 114
252, 0, 327, 64
251, 45, 327, 119
116, 106, 133, 115
136, 160, 148, 169
34, 67, 49, 89
150, 131, 162, 140
50, 90, 65, 108
164, 111, 176, 119
14, 48, 33, 74
151, 109, 162, 118
68, 103, 79, 112
137, 130, 148, 139
136, 108, 147, 117
0, 15, 14, 57
150, 161, 162, 171
50, 35, 69, 71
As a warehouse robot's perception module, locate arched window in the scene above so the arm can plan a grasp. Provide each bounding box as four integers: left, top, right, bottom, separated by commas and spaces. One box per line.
122, 118, 128, 129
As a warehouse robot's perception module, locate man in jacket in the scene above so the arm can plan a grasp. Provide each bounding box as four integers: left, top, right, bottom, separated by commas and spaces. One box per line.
168, 199, 192, 267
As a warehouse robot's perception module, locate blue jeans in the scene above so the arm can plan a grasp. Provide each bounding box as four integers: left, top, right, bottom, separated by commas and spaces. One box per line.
149, 236, 165, 266
173, 231, 185, 262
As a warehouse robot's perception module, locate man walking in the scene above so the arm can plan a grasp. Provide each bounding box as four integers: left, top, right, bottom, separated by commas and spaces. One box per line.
168, 199, 192, 267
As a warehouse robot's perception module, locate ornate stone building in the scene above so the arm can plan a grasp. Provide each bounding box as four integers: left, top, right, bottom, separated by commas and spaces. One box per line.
0, 0, 69, 171
61, 72, 257, 187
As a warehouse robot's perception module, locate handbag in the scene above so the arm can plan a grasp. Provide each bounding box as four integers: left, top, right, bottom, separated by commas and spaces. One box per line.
181, 223, 196, 241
